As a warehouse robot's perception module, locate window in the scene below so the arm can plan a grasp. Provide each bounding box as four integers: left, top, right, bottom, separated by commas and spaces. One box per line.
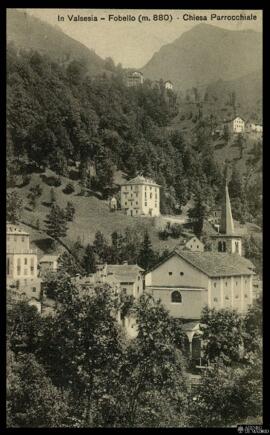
213, 297, 218, 302
225, 296, 229, 300
168, 272, 172, 276
145, 202, 147, 206
22, 237, 24, 242
24, 258, 27, 265
213, 282, 216, 288
32, 287, 36, 292
180, 272, 184, 276
225, 282, 227, 286
197, 245, 199, 249
235, 294, 239, 299
244, 294, 248, 298
150, 193, 152, 199
155, 203, 157, 208
171, 291, 182, 303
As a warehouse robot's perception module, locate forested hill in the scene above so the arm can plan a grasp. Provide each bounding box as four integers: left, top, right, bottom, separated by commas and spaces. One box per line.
7, 45, 226, 214
7, 9, 106, 76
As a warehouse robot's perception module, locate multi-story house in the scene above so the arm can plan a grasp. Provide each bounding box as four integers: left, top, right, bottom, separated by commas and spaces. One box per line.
6, 224, 41, 301
126, 71, 144, 87
121, 175, 161, 217
224, 116, 245, 134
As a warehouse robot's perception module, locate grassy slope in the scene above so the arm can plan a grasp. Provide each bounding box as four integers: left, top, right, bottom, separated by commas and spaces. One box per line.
14, 169, 184, 259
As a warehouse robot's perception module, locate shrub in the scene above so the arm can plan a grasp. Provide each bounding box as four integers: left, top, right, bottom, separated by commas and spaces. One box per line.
170, 223, 183, 238
63, 183, 75, 194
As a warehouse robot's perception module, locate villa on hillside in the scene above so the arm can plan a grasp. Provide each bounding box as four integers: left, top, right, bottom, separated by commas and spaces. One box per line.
121, 175, 161, 217
125, 71, 144, 87
224, 116, 245, 134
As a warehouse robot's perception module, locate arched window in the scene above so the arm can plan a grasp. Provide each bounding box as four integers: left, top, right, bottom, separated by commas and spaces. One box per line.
218, 241, 223, 252
171, 291, 182, 303
222, 241, 226, 252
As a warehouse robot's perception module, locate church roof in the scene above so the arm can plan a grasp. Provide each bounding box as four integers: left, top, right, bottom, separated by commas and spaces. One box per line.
175, 250, 255, 277
146, 249, 255, 278
220, 183, 234, 235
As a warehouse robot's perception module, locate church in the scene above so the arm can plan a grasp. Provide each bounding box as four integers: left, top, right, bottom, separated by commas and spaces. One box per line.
144, 175, 256, 361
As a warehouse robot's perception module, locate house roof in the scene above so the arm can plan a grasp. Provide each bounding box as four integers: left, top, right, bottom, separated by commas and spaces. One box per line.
39, 255, 59, 263
146, 249, 255, 278
107, 264, 144, 283
224, 116, 245, 123
122, 175, 161, 187
6, 224, 29, 236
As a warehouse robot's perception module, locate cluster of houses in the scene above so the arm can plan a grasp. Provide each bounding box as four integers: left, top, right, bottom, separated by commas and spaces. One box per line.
6, 179, 260, 363
223, 116, 263, 135
125, 70, 173, 91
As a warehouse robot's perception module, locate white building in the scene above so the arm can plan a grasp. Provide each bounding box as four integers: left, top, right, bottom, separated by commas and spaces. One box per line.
121, 175, 161, 217
145, 250, 255, 320
126, 71, 144, 87
225, 116, 245, 134
164, 80, 173, 90
6, 224, 41, 301
246, 122, 263, 134
185, 236, 204, 252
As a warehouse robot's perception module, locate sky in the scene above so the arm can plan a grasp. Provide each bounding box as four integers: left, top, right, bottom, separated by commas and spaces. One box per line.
23, 9, 262, 68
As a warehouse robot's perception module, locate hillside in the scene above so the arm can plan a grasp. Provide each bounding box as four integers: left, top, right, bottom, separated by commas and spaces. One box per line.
7, 9, 105, 75
13, 170, 189, 258
141, 23, 262, 91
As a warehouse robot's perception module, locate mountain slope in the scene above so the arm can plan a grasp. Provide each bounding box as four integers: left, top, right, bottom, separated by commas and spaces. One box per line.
7, 9, 105, 75
141, 23, 262, 90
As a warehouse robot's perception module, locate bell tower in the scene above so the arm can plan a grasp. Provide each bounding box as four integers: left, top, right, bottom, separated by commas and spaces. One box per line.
210, 165, 242, 255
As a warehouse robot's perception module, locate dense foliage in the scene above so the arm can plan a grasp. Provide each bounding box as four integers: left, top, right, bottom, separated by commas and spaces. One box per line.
7, 45, 224, 212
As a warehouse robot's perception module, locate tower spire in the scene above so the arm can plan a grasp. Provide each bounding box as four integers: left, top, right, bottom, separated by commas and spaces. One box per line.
220, 163, 234, 235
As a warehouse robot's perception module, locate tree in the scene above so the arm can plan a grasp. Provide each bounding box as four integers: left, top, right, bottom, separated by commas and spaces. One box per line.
92, 231, 108, 261
7, 302, 43, 355
44, 204, 68, 243
28, 184, 43, 209
188, 353, 262, 427
50, 187, 56, 204
188, 187, 214, 237
65, 201, 76, 222
119, 294, 188, 427
7, 350, 70, 428
83, 244, 97, 274
200, 306, 244, 365
7, 191, 23, 223
58, 251, 84, 276
137, 231, 156, 271
37, 282, 124, 427
242, 294, 262, 355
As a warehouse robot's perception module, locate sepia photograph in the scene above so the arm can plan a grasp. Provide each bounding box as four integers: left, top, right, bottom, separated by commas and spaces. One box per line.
6, 8, 263, 428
